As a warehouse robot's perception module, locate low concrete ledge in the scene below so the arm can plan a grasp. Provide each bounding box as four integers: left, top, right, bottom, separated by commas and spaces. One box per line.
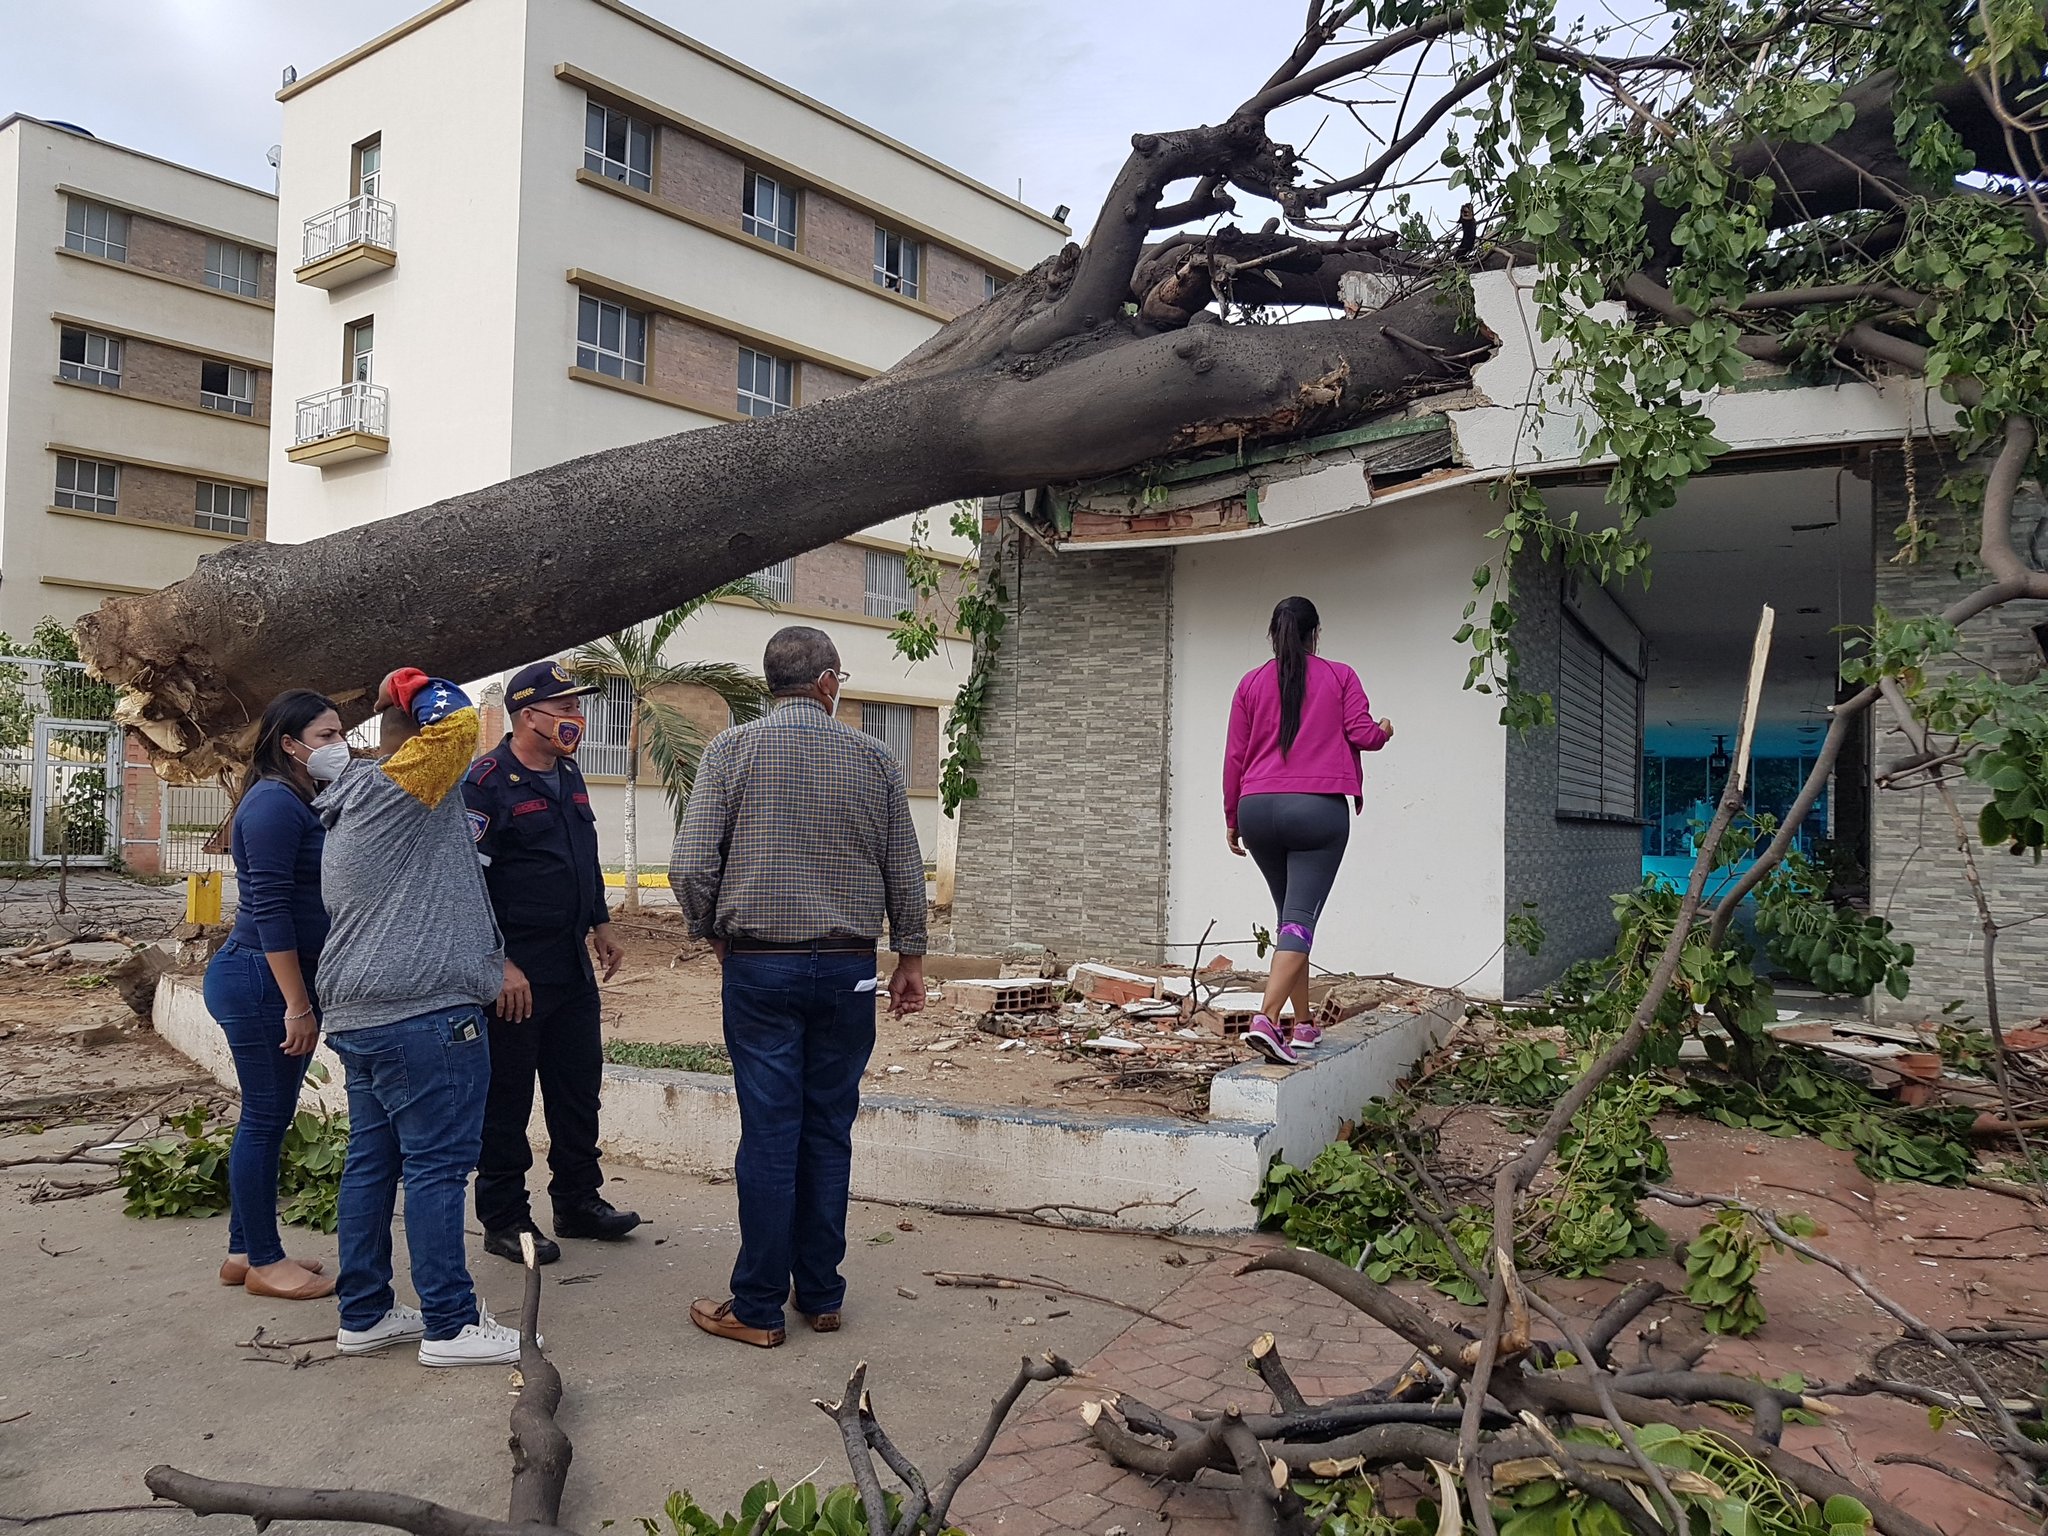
152, 976, 1459, 1233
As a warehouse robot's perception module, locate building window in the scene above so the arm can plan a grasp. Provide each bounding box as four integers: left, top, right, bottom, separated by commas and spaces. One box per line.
580, 676, 637, 779
1556, 615, 1644, 819
194, 480, 251, 535
742, 171, 797, 249
345, 317, 374, 383
353, 136, 382, 201
736, 347, 793, 417
753, 559, 792, 603
201, 359, 255, 416
583, 101, 651, 192
860, 701, 914, 766
874, 227, 920, 298
864, 549, 911, 619
985, 273, 999, 301
64, 197, 128, 261
54, 455, 118, 516
204, 239, 261, 298
58, 326, 122, 387
576, 294, 647, 383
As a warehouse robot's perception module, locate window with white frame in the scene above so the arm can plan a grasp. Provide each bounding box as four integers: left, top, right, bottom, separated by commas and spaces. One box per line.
863, 549, 911, 619
200, 358, 255, 415
576, 294, 647, 383
742, 171, 797, 248
873, 227, 920, 298
580, 676, 637, 779
753, 558, 792, 603
985, 272, 999, 301
583, 100, 652, 192
353, 136, 382, 201
1556, 614, 1644, 820
54, 455, 118, 516
204, 239, 260, 298
860, 701, 914, 767
194, 481, 251, 535
64, 197, 127, 261
736, 347, 792, 417
59, 326, 122, 387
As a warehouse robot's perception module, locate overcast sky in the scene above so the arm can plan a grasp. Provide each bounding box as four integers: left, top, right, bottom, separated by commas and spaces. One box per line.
0, 0, 1283, 229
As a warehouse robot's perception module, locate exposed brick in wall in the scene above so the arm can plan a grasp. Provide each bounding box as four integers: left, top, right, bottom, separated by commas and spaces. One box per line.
800, 363, 862, 404
910, 704, 941, 794
640, 681, 737, 785
119, 749, 163, 876
951, 518, 1175, 962
124, 214, 205, 286
1868, 448, 2048, 1021
109, 336, 271, 422
922, 244, 987, 319
118, 464, 199, 529
649, 312, 737, 414
799, 541, 868, 615
1502, 558, 1642, 995
656, 127, 745, 229
801, 189, 871, 283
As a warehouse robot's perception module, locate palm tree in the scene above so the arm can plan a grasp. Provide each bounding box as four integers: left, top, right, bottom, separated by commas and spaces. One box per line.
569, 580, 774, 910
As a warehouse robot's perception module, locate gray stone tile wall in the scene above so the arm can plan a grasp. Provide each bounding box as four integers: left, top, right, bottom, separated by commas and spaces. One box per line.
949, 520, 1174, 964
1869, 449, 2048, 1022
1503, 559, 1642, 995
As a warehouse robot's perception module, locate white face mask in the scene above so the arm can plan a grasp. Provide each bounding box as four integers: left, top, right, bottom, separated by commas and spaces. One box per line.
306, 742, 353, 783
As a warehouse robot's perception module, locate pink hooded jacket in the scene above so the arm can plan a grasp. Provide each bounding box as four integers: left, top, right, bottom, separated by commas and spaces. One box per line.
1223, 656, 1390, 828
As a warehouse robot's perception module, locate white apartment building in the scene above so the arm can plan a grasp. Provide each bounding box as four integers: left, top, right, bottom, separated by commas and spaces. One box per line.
266, 0, 1068, 865
0, 116, 277, 639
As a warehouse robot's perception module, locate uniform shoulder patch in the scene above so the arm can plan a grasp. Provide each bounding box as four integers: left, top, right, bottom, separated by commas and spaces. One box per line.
466, 808, 490, 843
467, 756, 498, 784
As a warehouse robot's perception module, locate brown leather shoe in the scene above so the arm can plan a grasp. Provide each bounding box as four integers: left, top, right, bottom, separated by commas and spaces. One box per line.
220, 1255, 325, 1287
802, 1311, 841, 1333
690, 1297, 784, 1349
243, 1262, 337, 1301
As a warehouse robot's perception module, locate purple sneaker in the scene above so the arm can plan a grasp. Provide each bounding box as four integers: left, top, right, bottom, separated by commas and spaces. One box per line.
1243, 1014, 1298, 1065
1288, 1021, 1324, 1050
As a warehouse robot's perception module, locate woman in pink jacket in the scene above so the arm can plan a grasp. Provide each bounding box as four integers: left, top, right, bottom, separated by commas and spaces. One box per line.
1224, 596, 1393, 1064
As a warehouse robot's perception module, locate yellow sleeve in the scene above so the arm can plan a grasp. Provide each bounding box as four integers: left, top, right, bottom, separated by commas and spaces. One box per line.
382, 708, 480, 807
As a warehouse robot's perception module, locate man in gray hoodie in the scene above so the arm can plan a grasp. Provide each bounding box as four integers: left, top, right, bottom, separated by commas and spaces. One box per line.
313, 668, 519, 1368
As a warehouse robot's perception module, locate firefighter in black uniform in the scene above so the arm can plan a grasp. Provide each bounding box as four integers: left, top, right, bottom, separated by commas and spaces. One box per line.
463, 661, 642, 1264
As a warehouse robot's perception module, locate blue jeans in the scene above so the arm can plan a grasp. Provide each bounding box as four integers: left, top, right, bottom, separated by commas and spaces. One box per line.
722, 950, 878, 1331
328, 1008, 491, 1340
202, 939, 314, 1268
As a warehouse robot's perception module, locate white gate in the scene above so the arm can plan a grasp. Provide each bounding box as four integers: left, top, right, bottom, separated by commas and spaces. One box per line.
29, 717, 119, 865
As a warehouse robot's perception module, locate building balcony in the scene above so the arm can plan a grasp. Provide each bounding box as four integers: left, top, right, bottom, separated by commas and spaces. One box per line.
288, 383, 389, 465
295, 195, 397, 289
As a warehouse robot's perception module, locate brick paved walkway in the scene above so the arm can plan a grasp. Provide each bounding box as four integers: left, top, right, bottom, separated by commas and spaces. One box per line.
951, 1123, 2040, 1536
951, 1234, 1415, 1536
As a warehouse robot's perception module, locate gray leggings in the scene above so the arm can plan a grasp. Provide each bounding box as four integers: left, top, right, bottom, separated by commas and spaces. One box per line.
1237, 793, 1350, 954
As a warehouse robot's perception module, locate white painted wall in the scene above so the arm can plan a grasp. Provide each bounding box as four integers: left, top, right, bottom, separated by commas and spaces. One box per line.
1168, 490, 1510, 995
0, 118, 276, 634
265, 2, 530, 542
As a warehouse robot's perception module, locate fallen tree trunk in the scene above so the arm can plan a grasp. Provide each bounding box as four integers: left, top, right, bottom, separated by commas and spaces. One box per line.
76, 298, 1476, 779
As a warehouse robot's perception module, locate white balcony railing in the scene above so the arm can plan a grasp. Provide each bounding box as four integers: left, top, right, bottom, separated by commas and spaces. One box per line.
301, 195, 396, 266
294, 382, 389, 446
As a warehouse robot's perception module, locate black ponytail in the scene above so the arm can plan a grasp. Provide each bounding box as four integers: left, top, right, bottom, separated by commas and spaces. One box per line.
1270, 596, 1320, 757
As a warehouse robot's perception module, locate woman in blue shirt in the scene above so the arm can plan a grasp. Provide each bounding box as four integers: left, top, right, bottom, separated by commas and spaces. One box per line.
204, 689, 347, 1300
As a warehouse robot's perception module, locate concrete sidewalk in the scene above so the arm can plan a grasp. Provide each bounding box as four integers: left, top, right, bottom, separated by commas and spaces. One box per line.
0, 1145, 1186, 1533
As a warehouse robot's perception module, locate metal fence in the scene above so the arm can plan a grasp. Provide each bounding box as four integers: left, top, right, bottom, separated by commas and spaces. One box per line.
162, 780, 236, 875
0, 657, 119, 866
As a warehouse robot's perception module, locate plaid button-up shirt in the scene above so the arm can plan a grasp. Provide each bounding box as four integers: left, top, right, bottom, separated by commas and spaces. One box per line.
669, 698, 929, 955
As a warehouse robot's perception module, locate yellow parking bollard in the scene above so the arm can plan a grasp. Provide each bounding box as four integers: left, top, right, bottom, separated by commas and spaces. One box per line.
185, 871, 223, 926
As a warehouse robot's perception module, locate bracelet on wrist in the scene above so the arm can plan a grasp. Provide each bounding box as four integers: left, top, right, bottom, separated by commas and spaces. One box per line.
284, 1006, 316, 1022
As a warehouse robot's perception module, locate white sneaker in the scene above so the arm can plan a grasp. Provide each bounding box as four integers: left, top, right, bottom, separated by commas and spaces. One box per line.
417, 1302, 533, 1368
336, 1304, 427, 1355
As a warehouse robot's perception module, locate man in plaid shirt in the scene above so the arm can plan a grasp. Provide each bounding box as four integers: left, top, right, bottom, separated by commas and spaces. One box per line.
671, 625, 927, 1348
